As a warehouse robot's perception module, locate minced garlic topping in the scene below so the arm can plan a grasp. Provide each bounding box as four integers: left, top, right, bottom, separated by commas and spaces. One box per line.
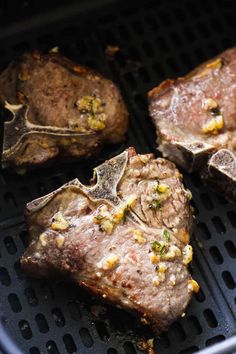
77, 95, 106, 131
39, 233, 47, 246
132, 229, 146, 244
51, 212, 69, 231
182, 245, 193, 265
203, 115, 224, 134
55, 235, 65, 248
202, 98, 224, 135
97, 253, 119, 270
188, 279, 200, 293
94, 195, 137, 234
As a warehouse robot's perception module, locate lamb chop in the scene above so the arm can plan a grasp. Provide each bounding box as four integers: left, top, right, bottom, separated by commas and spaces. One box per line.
148, 47, 236, 201
0, 50, 128, 171
21, 147, 198, 333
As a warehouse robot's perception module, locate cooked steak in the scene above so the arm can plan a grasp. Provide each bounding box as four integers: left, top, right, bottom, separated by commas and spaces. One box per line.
148, 47, 236, 201
0, 50, 128, 171
21, 147, 197, 333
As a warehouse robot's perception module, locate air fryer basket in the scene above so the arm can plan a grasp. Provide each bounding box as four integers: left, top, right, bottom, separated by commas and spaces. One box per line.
0, 0, 235, 353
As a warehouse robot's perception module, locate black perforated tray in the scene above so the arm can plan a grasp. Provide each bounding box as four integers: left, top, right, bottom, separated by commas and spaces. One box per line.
0, 0, 235, 353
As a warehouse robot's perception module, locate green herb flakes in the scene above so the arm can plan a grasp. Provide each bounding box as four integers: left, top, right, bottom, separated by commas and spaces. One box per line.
163, 229, 170, 243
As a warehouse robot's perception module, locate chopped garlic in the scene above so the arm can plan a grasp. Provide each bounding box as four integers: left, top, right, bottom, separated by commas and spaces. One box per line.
132, 229, 146, 244
170, 274, 176, 285
97, 254, 119, 270
162, 245, 181, 260
158, 262, 167, 273
51, 212, 69, 231
183, 245, 193, 265
203, 98, 218, 110
156, 183, 169, 193
139, 155, 150, 164
152, 272, 166, 286
206, 58, 222, 69
55, 235, 65, 248
39, 233, 47, 246
113, 194, 137, 224
88, 116, 106, 131
188, 279, 200, 293
152, 276, 160, 287
215, 115, 224, 130
203, 115, 224, 134
150, 252, 160, 264
101, 219, 114, 234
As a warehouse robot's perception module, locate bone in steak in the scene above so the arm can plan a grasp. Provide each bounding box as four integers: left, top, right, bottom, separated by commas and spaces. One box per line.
148, 47, 236, 201
0, 50, 128, 171
21, 147, 197, 333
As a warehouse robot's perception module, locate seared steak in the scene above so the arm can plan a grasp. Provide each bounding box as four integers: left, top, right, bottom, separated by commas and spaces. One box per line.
21, 147, 197, 333
0, 50, 128, 171
149, 47, 236, 201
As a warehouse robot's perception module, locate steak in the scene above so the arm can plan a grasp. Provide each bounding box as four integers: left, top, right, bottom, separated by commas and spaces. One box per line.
0, 50, 128, 171
148, 47, 236, 201
21, 147, 197, 333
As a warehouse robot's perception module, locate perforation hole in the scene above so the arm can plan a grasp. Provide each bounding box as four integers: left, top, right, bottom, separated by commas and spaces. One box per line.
123, 341, 136, 354
209, 246, 223, 264
25, 288, 38, 306
68, 300, 81, 320
194, 287, 206, 302
200, 194, 213, 210
169, 322, 186, 341
52, 308, 65, 327
14, 260, 25, 279
203, 309, 218, 328
63, 334, 77, 354
212, 216, 226, 234
30, 347, 40, 354
79, 328, 93, 348
19, 230, 29, 248
0, 267, 11, 286
227, 211, 236, 227
196, 222, 211, 240
179, 347, 199, 354
8, 293, 22, 313
40, 282, 55, 300
19, 320, 32, 339
222, 271, 235, 289
225, 240, 236, 258
206, 335, 225, 346
186, 315, 202, 335
46, 341, 59, 354
35, 313, 49, 333
4, 236, 17, 254
95, 321, 110, 341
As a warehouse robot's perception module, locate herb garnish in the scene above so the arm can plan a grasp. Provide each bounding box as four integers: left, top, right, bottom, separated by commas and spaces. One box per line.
163, 229, 170, 243
149, 199, 160, 210
150, 229, 171, 257
151, 240, 161, 252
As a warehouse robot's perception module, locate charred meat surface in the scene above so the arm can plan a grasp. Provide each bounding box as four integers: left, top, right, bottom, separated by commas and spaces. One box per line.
21, 147, 197, 333
149, 47, 236, 201
0, 50, 128, 170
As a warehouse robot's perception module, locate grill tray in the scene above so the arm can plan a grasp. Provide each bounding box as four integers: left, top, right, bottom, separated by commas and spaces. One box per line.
0, 0, 236, 353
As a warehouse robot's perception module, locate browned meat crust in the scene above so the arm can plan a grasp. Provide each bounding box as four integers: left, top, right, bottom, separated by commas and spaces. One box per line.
21, 147, 197, 333
0, 50, 128, 171
148, 47, 236, 201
